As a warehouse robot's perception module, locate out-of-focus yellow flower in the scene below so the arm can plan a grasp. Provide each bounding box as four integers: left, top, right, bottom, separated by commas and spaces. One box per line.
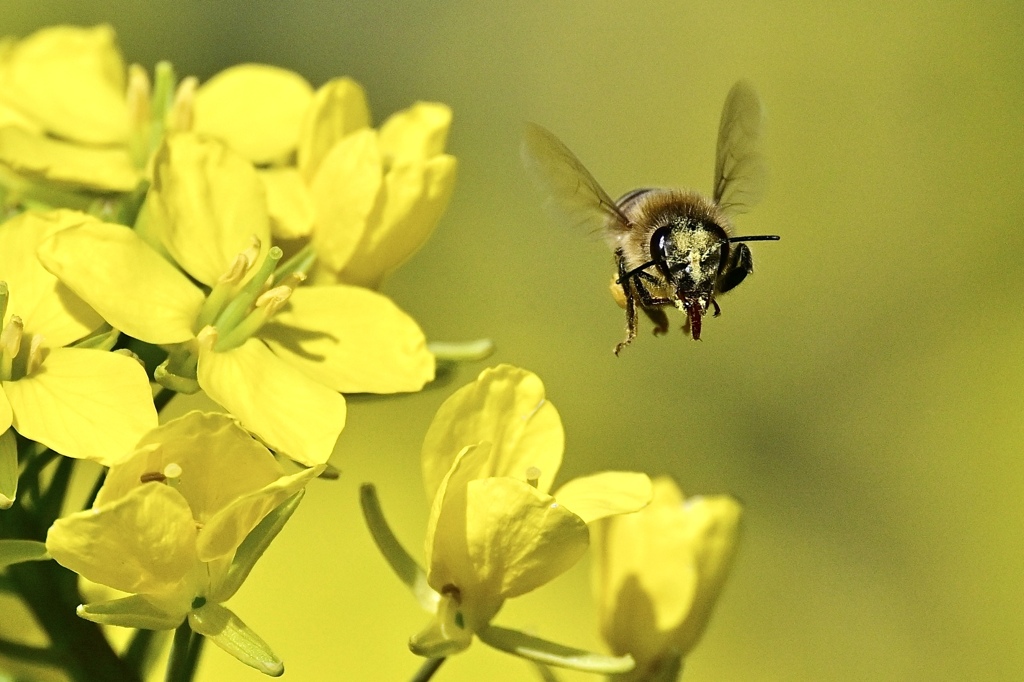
38, 135, 434, 465
0, 25, 136, 195
592, 476, 742, 681
0, 25, 194, 200
193, 63, 313, 166
0, 210, 156, 478
0, 25, 129, 145
45, 411, 322, 675
192, 64, 457, 288
404, 364, 651, 658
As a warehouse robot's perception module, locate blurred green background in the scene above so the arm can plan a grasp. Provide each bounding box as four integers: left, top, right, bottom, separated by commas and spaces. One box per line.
3, 1, 1024, 680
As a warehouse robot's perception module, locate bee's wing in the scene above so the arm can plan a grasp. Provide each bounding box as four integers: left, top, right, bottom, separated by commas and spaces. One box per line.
713, 80, 767, 216
521, 123, 631, 245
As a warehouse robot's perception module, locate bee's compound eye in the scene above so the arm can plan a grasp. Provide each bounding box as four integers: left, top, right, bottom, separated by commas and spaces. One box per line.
649, 226, 673, 263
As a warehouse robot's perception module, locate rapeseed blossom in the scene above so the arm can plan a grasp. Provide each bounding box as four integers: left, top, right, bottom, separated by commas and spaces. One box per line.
365, 365, 651, 672
0, 24, 192, 202
191, 64, 457, 288
592, 477, 742, 681
0, 210, 156, 477
39, 133, 434, 466
46, 412, 323, 675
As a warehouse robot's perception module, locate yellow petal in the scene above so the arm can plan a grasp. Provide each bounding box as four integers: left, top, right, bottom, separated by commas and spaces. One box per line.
149, 134, 270, 286
38, 221, 204, 344
46, 482, 200, 599
0, 125, 138, 192
339, 154, 457, 288
424, 444, 504, 633
198, 465, 320, 562
309, 128, 383, 271
0, 210, 103, 345
260, 285, 434, 394
421, 365, 563, 503
0, 392, 11, 433
378, 102, 452, 161
425, 443, 490, 582
465, 477, 589, 600
666, 494, 742, 656
3, 347, 157, 464
193, 64, 313, 165
97, 411, 284, 512
594, 477, 742, 662
259, 167, 314, 239
0, 101, 41, 132
0, 25, 129, 145
297, 77, 371, 181
197, 338, 346, 467
553, 471, 653, 524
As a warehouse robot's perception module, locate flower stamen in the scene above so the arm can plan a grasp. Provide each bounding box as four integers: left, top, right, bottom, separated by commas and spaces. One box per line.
214, 284, 293, 351
0, 315, 24, 381
211, 241, 281, 334
24, 334, 46, 376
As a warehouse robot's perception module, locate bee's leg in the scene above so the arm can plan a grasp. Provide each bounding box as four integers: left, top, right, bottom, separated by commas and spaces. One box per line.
711, 299, 721, 317
629, 272, 674, 337
614, 251, 638, 355
632, 271, 674, 307
717, 243, 753, 294
641, 306, 670, 335
614, 290, 638, 355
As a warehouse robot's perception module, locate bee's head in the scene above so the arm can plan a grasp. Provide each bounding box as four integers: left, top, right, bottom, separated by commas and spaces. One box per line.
649, 220, 725, 293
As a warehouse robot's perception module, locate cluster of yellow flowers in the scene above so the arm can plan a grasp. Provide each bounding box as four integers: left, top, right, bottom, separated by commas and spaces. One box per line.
0, 24, 742, 682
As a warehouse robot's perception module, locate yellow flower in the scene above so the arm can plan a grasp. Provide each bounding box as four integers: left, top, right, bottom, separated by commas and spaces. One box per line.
0, 25, 194, 201
193, 63, 313, 166
192, 64, 457, 288
592, 476, 742, 681
365, 365, 650, 671
0, 25, 129, 145
0, 210, 156, 477
38, 136, 434, 465
0, 25, 135, 195
45, 411, 322, 675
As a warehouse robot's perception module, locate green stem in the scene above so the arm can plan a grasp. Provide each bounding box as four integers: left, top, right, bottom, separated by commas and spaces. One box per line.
122, 628, 157, 678
38, 456, 75, 527
165, 621, 194, 682
17, 438, 57, 504
164, 621, 205, 682
183, 630, 205, 679
410, 657, 446, 682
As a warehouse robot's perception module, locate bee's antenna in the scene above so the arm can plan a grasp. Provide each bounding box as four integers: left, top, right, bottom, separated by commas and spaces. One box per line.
728, 235, 780, 243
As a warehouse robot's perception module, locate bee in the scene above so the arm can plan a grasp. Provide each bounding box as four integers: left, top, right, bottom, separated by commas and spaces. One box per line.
522, 80, 779, 354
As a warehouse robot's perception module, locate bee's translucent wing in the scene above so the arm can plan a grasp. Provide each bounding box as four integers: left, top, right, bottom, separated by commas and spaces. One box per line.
713, 80, 767, 216
521, 123, 631, 244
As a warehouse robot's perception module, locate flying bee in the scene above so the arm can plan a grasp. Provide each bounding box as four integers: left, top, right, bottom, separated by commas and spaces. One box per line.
522, 80, 779, 354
